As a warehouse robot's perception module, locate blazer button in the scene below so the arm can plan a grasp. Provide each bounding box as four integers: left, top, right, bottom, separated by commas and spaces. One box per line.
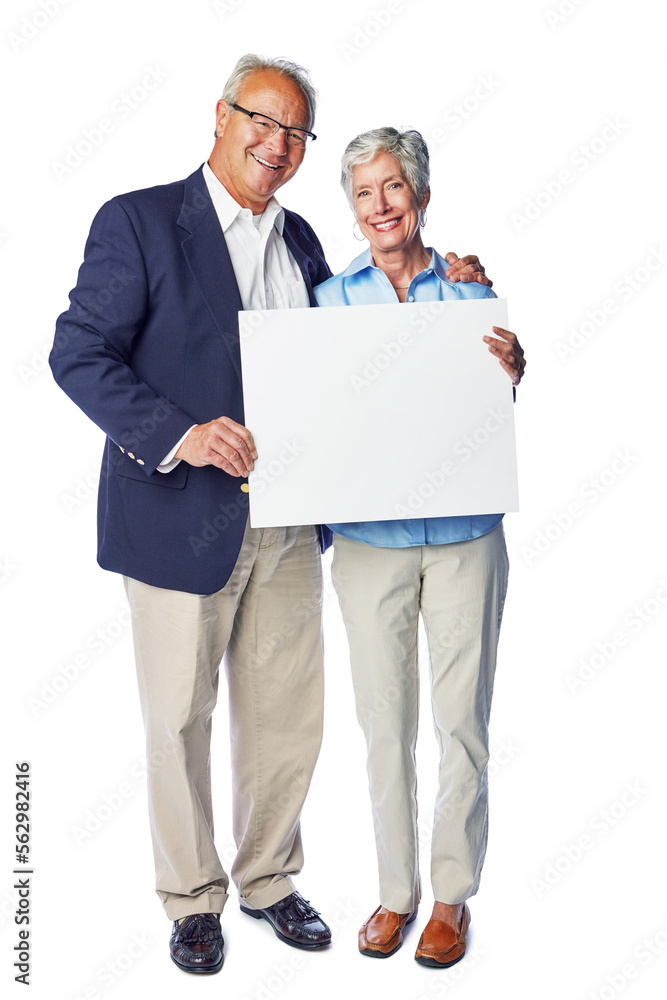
128, 453, 135, 459
137, 459, 145, 466
119, 446, 125, 453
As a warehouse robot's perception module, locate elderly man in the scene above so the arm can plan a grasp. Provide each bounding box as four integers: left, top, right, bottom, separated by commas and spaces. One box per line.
49, 53, 491, 975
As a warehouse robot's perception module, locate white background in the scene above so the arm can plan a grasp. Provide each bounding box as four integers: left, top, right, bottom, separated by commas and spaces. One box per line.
2, 1, 665, 998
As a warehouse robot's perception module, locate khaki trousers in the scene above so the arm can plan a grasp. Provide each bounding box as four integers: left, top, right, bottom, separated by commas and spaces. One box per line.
331, 523, 509, 913
124, 522, 324, 921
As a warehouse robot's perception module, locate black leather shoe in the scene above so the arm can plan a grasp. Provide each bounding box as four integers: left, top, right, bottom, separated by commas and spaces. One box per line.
240, 891, 331, 950
169, 912, 224, 974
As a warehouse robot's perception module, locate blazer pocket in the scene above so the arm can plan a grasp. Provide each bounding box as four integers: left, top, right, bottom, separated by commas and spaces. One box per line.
114, 451, 189, 489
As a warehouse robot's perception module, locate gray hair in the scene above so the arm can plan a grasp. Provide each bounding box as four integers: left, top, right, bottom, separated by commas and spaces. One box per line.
341, 127, 430, 207
221, 54, 317, 127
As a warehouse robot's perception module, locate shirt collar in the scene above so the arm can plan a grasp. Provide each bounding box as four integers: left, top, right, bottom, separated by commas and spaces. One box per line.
341, 246, 447, 281
202, 161, 285, 235
431, 249, 455, 282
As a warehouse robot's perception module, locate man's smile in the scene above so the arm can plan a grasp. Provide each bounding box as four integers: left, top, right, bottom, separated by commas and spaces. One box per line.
251, 153, 280, 171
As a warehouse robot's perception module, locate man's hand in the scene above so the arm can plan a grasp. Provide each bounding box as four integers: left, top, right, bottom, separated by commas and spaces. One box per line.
176, 416, 257, 476
483, 327, 526, 386
444, 252, 492, 287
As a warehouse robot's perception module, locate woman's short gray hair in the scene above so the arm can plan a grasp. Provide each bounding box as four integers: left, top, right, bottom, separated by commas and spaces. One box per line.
221, 54, 318, 127
341, 127, 430, 206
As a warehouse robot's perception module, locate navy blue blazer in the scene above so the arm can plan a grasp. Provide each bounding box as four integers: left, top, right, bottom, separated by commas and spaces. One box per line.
50, 165, 333, 594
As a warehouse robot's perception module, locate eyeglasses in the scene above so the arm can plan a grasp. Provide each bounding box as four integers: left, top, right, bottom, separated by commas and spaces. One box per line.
231, 103, 317, 148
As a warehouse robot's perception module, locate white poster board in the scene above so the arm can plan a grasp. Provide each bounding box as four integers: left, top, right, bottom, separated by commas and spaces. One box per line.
240, 297, 518, 527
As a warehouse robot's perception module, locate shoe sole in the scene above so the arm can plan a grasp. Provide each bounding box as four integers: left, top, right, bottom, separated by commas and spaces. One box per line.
414, 948, 466, 969
359, 942, 403, 958
359, 909, 418, 959
169, 952, 224, 974
240, 905, 331, 950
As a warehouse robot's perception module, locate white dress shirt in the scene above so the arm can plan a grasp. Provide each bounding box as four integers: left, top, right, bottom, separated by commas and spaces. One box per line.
158, 162, 310, 472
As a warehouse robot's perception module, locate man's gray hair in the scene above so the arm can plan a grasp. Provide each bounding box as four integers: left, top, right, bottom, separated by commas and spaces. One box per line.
340, 127, 430, 206
222, 54, 318, 127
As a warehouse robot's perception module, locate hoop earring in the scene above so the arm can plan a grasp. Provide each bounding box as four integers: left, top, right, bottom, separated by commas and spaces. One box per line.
353, 221, 366, 242
419, 209, 427, 228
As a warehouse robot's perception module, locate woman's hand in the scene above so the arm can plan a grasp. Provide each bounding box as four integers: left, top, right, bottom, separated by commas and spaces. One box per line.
444, 252, 492, 286
483, 327, 526, 386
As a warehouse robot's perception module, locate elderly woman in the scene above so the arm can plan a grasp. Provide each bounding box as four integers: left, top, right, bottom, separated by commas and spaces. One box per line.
314, 128, 525, 967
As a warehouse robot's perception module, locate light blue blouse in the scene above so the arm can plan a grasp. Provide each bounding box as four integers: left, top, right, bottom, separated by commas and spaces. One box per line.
314, 248, 504, 547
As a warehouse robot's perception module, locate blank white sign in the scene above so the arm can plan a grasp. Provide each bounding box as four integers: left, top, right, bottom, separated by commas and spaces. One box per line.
240, 297, 518, 527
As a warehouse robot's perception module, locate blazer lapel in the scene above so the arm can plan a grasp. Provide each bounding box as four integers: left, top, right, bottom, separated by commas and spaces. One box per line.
283, 215, 319, 306
178, 166, 244, 382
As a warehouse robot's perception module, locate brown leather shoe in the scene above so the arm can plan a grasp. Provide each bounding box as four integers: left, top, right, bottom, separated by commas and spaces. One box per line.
358, 905, 418, 958
169, 913, 224, 974
240, 892, 331, 950
414, 903, 470, 968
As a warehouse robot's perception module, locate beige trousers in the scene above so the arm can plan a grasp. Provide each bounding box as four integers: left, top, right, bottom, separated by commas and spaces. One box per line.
124, 522, 324, 921
331, 523, 509, 913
